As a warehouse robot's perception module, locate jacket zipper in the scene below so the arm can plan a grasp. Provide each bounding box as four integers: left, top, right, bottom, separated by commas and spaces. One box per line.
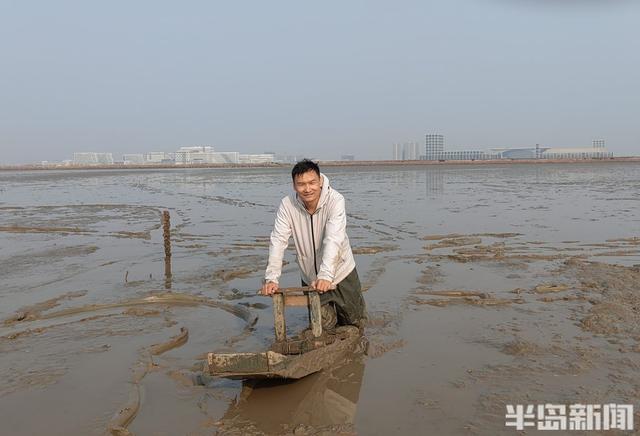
309, 213, 318, 275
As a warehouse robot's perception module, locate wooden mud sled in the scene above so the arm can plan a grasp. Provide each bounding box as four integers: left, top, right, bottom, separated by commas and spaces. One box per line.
207, 287, 364, 379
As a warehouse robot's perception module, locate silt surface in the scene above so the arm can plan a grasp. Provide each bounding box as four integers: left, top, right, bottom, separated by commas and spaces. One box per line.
1, 163, 640, 435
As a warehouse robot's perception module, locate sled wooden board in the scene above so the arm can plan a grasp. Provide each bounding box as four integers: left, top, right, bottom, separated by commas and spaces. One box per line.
207, 326, 362, 380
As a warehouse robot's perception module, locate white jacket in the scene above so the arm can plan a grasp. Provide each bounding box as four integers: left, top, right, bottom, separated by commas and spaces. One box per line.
265, 173, 356, 286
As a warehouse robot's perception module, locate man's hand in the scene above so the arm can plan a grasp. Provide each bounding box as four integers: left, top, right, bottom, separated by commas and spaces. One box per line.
261, 281, 279, 295
311, 279, 333, 293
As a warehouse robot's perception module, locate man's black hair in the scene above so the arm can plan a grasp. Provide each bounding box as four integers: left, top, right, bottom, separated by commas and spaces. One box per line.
291, 159, 320, 180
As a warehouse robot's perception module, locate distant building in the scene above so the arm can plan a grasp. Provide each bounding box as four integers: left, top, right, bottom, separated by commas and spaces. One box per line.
392, 143, 402, 160
73, 153, 96, 165
238, 154, 275, 164
392, 142, 420, 160
423, 134, 496, 160
210, 152, 240, 164
341, 155, 355, 161
405, 142, 420, 160
492, 139, 613, 159
122, 154, 144, 164
423, 134, 612, 161
490, 145, 612, 160
145, 152, 171, 164
275, 154, 304, 164
96, 153, 114, 165
490, 148, 537, 159
539, 147, 612, 159
175, 146, 215, 164
425, 134, 444, 160
435, 150, 498, 160
73, 152, 114, 165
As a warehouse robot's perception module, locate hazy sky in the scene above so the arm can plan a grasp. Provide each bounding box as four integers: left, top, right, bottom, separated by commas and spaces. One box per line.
1, 0, 639, 164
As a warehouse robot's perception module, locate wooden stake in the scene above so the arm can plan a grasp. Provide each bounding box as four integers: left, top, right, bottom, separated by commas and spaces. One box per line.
273, 293, 286, 342
162, 211, 171, 258
308, 292, 322, 338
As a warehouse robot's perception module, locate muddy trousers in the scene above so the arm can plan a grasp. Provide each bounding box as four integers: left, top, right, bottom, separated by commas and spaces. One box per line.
302, 267, 367, 327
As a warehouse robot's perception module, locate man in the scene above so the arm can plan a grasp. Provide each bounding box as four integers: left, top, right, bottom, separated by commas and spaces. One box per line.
261, 159, 366, 330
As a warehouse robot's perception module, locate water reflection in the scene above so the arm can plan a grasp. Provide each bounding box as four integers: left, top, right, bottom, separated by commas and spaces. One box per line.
424, 168, 444, 195
164, 257, 172, 289
217, 356, 365, 434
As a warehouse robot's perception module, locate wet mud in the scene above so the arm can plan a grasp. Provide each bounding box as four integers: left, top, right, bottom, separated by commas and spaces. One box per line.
2, 164, 640, 435
351, 244, 398, 255
562, 259, 640, 337
3, 290, 88, 325
211, 349, 366, 435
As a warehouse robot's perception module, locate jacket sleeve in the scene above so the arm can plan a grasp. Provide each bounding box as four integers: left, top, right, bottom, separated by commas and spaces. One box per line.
317, 195, 346, 283
264, 199, 292, 284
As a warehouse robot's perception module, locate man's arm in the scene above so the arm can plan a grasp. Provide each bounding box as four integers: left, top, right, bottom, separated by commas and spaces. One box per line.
316, 195, 347, 287
263, 200, 292, 294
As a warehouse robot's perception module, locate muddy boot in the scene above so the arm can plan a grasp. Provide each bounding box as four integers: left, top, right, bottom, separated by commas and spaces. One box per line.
321, 303, 337, 333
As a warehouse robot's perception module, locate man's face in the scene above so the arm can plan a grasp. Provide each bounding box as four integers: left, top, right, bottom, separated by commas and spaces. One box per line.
293, 170, 322, 205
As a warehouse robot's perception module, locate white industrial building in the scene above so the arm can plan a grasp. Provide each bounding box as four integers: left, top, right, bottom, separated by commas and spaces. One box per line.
144, 152, 172, 164
425, 134, 445, 160
275, 154, 305, 164
210, 152, 240, 163
392, 143, 402, 160
174, 147, 242, 164
392, 142, 421, 160
424, 134, 613, 161
238, 154, 275, 164
175, 146, 215, 164
492, 141, 613, 160
122, 154, 145, 164
73, 152, 114, 165
403, 142, 419, 160
539, 147, 613, 159
435, 150, 499, 160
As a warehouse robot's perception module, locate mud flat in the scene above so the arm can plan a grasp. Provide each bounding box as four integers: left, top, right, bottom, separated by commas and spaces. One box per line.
2, 156, 640, 172
1, 163, 639, 435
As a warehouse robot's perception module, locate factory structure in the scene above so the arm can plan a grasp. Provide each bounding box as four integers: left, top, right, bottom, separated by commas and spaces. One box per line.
393, 135, 614, 161
393, 142, 421, 160
490, 139, 612, 160
69, 136, 614, 166
173, 146, 274, 165
72, 146, 277, 166
72, 152, 115, 165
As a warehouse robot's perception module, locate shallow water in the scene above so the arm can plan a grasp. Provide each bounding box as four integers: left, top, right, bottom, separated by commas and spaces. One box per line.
1, 163, 639, 435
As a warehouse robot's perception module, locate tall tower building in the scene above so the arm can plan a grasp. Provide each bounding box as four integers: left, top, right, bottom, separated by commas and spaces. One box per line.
592, 139, 605, 149
425, 134, 444, 160
403, 142, 419, 160
393, 143, 402, 160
